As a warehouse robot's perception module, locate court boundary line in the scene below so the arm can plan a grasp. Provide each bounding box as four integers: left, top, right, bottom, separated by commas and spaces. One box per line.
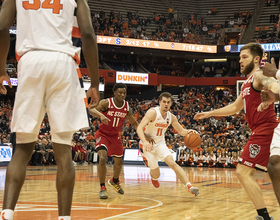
99, 197, 163, 220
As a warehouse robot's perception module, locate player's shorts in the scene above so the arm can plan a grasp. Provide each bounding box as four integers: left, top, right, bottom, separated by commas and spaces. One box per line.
270, 123, 280, 157
11, 50, 90, 135
95, 130, 123, 157
239, 131, 275, 172
139, 140, 171, 169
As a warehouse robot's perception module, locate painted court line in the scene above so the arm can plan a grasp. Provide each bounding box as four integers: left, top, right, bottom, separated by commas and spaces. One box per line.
100, 197, 163, 220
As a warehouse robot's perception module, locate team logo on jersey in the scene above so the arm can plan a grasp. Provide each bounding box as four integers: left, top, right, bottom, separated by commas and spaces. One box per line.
249, 144, 261, 158
124, 108, 126, 111
96, 137, 101, 144
166, 118, 170, 124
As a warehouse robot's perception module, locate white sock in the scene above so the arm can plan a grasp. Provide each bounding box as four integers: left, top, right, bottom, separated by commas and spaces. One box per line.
186, 182, 192, 187
1, 209, 14, 220
58, 216, 71, 220
151, 177, 158, 181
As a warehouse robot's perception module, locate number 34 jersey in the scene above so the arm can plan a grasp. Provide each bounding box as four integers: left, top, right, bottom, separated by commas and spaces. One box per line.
16, 0, 80, 62
98, 98, 129, 136
144, 106, 172, 145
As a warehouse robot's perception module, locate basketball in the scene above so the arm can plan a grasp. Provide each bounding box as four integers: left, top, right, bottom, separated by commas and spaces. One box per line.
184, 132, 201, 149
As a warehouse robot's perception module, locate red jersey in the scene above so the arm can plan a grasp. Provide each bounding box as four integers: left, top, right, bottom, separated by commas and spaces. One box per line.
98, 98, 129, 136
241, 70, 278, 134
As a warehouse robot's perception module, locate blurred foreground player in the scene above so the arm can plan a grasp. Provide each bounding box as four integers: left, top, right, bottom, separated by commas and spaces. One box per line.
0, 0, 100, 219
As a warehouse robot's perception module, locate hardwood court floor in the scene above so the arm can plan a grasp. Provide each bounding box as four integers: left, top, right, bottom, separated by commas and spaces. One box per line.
0, 164, 279, 220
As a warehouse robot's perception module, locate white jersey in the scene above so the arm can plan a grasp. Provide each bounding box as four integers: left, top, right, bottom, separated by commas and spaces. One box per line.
16, 0, 80, 63
144, 107, 172, 144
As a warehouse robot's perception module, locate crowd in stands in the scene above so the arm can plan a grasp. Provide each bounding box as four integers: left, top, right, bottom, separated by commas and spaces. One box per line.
0, 85, 251, 169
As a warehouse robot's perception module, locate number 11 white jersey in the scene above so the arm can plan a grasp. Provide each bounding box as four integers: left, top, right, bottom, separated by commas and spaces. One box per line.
16, 0, 81, 63
144, 106, 172, 145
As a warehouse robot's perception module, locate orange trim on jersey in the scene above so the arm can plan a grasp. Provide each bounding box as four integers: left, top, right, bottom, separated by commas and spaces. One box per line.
77, 68, 82, 78
84, 98, 88, 108
73, 53, 80, 65
16, 52, 22, 61
72, 26, 81, 38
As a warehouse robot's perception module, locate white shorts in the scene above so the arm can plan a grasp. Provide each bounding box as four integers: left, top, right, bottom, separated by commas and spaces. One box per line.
11, 51, 90, 136
270, 123, 280, 156
140, 140, 171, 169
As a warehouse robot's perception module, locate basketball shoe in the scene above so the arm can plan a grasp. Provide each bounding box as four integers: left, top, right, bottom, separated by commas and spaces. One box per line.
108, 179, 124, 194
187, 184, 199, 196
255, 216, 273, 220
99, 186, 108, 199
151, 179, 160, 188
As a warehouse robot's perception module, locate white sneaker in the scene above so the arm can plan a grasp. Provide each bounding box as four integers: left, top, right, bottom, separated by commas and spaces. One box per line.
72, 161, 77, 166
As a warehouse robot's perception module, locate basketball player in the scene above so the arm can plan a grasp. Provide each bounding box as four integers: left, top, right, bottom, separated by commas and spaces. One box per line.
136, 92, 199, 196
90, 83, 153, 199
258, 13, 280, 208
194, 43, 279, 220
0, 0, 99, 219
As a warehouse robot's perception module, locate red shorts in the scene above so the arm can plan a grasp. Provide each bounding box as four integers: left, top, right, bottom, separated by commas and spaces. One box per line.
95, 130, 123, 157
240, 132, 274, 172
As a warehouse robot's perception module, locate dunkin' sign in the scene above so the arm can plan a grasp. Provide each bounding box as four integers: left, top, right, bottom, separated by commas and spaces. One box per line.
116, 72, 149, 85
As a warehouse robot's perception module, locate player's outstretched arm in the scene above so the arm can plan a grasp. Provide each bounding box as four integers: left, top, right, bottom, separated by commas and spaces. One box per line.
76, 0, 99, 108
171, 114, 199, 136
89, 99, 110, 124
136, 109, 156, 152
194, 93, 244, 120
0, 0, 15, 93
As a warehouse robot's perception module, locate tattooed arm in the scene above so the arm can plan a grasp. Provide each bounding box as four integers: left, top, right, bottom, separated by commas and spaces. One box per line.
254, 70, 280, 94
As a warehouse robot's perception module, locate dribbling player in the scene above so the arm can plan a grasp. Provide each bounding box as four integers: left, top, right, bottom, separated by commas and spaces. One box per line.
137, 92, 199, 196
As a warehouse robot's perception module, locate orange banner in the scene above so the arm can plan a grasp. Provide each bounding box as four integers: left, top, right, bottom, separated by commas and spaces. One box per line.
96, 36, 217, 53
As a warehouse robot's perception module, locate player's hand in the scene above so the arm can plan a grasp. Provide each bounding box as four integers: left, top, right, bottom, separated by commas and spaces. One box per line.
262, 57, 278, 78
143, 141, 153, 152
257, 88, 275, 112
87, 86, 100, 109
194, 112, 212, 120
0, 71, 12, 94
100, 114, 111, 125
144, 134, 155, 145
187, 129, 199, 135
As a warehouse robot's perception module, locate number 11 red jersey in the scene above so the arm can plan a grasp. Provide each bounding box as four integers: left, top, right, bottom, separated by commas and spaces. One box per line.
98, 98, 129, 136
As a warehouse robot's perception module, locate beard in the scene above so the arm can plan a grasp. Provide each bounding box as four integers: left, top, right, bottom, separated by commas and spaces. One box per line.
241, 59, 255, 76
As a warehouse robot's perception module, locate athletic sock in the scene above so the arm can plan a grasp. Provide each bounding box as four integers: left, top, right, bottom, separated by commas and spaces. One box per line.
1, 209, 14, 220
113, 178, 119, 184
151, 177, 158, 181
257, 208, 270, 220
58, 216, 71, 220
186, 182, 192, 187
100, 183, 105, 188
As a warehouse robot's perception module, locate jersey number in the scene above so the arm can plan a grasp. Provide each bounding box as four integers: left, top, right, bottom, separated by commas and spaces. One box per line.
23, 0, 63, 14
156, 128, 163, 136
112, 118, 120, 127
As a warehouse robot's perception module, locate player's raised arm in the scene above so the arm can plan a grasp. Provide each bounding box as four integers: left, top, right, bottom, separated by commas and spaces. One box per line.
171, 114, 198, 136
0, 0, 15, 93
76, 0, 99, 108
194, 93, 244, 120
136, 109, 156, 151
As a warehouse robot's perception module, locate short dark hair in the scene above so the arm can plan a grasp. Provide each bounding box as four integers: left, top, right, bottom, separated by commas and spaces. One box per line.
112, 83, 127, 92
159, 92, 173, 101
240, 43, 263, 63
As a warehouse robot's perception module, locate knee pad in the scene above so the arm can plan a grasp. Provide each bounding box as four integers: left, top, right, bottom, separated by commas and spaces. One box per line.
52, 132, 73, 146
16, 132, 37, 144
